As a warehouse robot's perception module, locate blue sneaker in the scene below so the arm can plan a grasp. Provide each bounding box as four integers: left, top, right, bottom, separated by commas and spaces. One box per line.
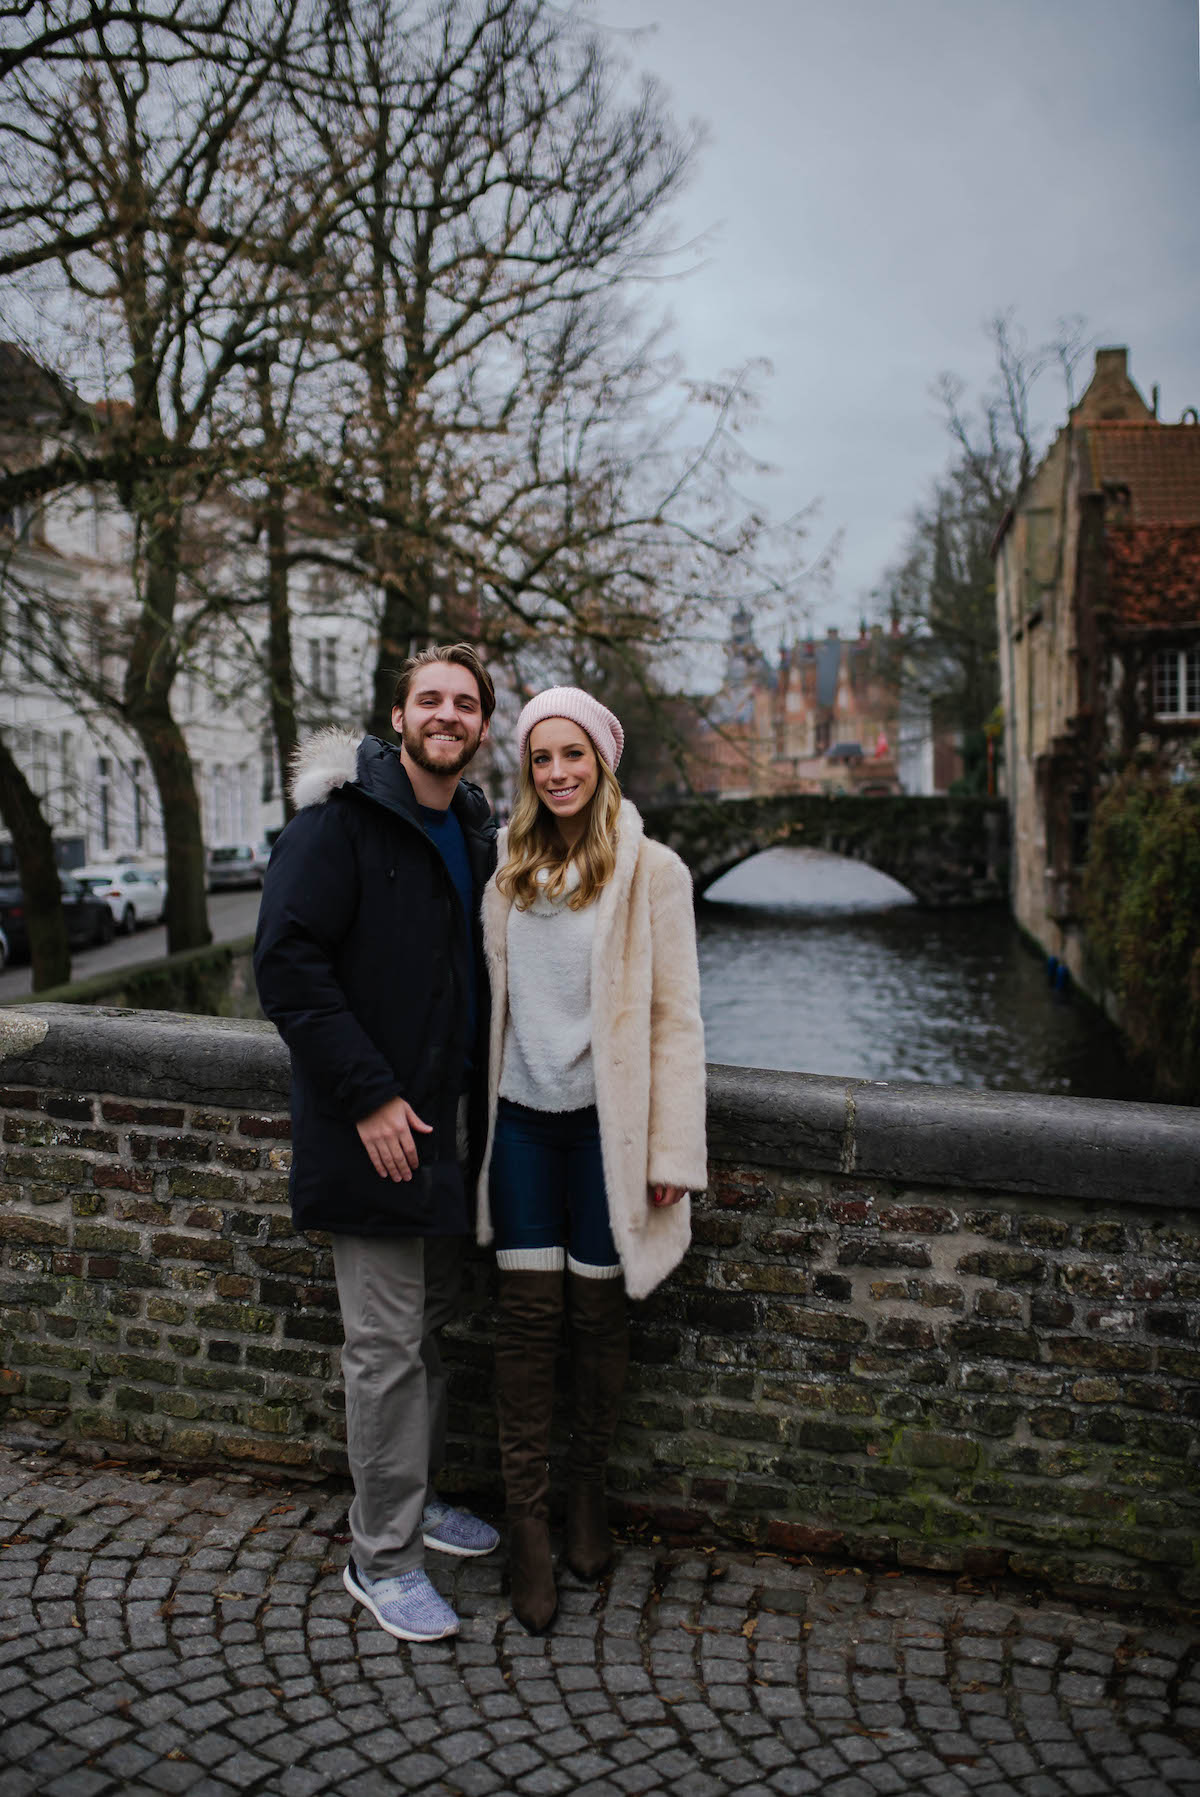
422, 1496, 500, 1558
343, 1557, 459, 1641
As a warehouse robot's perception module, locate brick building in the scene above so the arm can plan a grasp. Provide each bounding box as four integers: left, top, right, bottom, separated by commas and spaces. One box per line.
993, 345, 1200, 985
689, 609, 912, 798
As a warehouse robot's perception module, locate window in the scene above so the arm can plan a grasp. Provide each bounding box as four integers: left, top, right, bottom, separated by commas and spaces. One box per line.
1069, 789, 1090, 868
60, 733, 77, 829
308, 636, 338, 700
16, 600, 36, 677
89, 604, 108, 679
132, 758, 146, 849
1153, 647, 1200, 719
97, 757, 112, 852
209, 764, 225, 841
0, 502, 34, 542
30, 730, 49, 800
232, 763, 248, 840
261, 725, 275, 804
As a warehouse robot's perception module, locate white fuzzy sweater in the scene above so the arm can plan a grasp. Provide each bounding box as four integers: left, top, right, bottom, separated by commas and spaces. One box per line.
499, 865, 599, 1111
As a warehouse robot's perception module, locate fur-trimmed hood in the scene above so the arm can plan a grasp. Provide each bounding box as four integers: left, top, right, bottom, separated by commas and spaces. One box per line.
289, 728, 359, 811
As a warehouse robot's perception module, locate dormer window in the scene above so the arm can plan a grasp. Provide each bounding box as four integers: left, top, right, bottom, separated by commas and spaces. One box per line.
0, 501, 42, 544
1153, 646, 1200, 719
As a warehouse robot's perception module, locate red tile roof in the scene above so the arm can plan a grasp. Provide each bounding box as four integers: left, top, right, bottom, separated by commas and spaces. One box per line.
1106, 523, 1200, 630
1086, 421, 1200, 525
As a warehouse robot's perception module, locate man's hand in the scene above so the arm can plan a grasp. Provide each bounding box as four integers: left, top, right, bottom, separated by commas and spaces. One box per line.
356, 1097, 433, 1182
649, 1184, 686, 1208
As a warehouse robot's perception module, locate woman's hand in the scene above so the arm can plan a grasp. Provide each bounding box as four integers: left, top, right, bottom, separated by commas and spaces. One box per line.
649, 1183, 686, 1208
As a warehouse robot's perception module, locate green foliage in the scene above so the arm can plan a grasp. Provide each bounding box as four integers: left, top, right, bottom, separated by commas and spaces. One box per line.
1082, 766, 1200, 1101
948, 728, 990, 797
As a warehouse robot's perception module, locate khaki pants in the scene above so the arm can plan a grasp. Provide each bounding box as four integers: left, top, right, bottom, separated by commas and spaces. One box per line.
333, 1095, 469, 1580
332, 1229, 462, 1579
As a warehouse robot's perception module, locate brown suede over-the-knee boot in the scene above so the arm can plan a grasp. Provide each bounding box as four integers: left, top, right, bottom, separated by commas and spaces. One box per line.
495, 1268, 563, 1633
565, 1272, 629, 1581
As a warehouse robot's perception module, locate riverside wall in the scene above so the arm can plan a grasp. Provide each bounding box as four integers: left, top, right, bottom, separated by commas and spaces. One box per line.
4, 936, 260, 1019
0, 1004, 1197, 1607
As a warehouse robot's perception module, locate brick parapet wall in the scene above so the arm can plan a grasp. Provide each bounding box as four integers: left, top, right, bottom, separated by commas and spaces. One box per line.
1, 1006, 1198, 1607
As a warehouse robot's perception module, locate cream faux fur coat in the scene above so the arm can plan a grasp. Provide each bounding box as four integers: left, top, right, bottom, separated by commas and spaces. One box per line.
476, 800, 707, 1300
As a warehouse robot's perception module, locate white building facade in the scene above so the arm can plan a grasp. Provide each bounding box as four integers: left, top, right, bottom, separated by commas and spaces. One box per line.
1, 470, 376, 869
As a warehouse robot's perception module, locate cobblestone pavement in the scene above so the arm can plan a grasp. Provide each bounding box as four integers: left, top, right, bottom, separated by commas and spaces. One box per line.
1, 1448, 1199, 1797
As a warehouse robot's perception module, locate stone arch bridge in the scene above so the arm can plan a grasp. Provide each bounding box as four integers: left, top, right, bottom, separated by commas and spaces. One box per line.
639, 793, 1009, 907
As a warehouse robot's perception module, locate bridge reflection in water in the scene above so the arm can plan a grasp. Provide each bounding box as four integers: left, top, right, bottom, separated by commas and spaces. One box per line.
697, 846, 1145, 1101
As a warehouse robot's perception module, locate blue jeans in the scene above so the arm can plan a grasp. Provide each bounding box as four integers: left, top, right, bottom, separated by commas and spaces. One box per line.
490, 1098, 620, 1272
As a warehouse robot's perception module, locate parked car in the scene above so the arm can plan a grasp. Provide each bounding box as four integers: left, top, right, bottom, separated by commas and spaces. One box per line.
0, 875, 116, 960
75, 862, 168, 933
0, 924, 8, 971
127, 858, 169, 902
207, 843, 270, 891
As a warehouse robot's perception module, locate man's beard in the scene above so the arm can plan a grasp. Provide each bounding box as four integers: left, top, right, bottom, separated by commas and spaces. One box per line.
403, 722, 483, 778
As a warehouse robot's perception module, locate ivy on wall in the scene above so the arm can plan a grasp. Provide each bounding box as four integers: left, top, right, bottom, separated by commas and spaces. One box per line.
1082, 763, 1200, 1102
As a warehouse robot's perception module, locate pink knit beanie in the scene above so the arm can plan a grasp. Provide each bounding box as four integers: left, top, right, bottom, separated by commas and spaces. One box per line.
516, 686, 624, 772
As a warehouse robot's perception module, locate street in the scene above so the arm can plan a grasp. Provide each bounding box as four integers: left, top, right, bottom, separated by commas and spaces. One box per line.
0, 889, 264, 1003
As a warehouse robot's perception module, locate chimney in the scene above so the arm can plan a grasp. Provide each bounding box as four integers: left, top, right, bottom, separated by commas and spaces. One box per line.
1076, 346, 1152, 424
1093, 347, 1128, 382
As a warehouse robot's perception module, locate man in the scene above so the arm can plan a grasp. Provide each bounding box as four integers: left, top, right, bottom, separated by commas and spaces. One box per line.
254, 643, 499, 1642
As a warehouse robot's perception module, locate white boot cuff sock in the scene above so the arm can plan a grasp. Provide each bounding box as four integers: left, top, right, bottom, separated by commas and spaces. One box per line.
567, 1255, 623, 1281
496, 1246, 566, 1272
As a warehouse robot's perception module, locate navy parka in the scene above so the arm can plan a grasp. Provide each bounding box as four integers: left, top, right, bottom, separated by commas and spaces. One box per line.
253, 735, 497, 1237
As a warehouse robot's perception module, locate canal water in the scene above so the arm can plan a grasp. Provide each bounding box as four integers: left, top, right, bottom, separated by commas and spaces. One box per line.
697, 847, 1147, 1101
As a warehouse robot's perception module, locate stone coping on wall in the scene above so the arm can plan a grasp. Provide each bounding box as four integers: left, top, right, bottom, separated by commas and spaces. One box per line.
0, 1002, 288, 1110
4, 1003, 1198, 1206
706, 1065, 1200, 1208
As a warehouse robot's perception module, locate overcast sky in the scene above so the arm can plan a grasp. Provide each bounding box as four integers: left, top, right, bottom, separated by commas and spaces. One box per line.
593, 0, 1200, 637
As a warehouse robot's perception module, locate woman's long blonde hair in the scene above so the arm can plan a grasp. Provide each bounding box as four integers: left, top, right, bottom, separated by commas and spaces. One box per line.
497, 739, 622, 911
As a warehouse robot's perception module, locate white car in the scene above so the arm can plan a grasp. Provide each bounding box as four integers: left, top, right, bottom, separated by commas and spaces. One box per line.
75, 863, 168, 934
207, 843, 270, 890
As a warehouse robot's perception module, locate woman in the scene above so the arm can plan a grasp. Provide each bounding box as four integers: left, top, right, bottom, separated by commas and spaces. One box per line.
476, 687, 707, 1634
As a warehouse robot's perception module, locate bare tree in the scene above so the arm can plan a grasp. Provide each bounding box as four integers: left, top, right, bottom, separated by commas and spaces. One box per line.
0, 2, 250, 87
3, 0, 804, 887
877, 312, 1089, 787
281, 0, 703, 733
0, 0, 325, 948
